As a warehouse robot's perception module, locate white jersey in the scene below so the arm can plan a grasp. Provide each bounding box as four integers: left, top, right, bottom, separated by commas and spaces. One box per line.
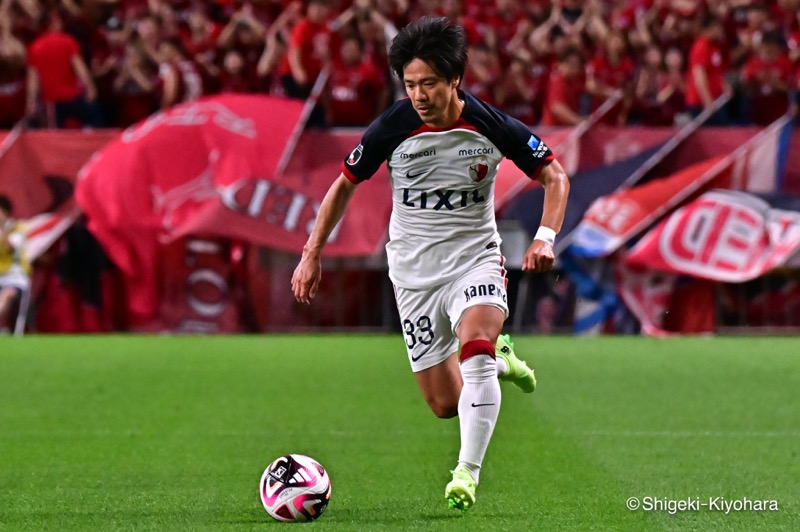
342, 91, 553, 289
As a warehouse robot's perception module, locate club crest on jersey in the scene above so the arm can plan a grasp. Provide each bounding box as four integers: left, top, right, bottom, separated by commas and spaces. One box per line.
468, 156, 489, 182
347, 144, 363, 166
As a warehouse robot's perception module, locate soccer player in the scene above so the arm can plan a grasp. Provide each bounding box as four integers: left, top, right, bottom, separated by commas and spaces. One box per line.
291, 17, 569, 513
0, 195, 29, 332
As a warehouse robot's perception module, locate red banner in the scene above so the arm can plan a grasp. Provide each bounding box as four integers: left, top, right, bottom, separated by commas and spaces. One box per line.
615, 262, 717, 335
0, 129, 117, 217
625, 190, 800, 282
75, 95, 393, 326
2, 119, 797, 332
0, 128, 119, 333
571, 156, 729, 257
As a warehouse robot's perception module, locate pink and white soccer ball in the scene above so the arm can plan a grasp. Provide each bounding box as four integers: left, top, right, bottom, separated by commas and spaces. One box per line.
259, 454, 331, 522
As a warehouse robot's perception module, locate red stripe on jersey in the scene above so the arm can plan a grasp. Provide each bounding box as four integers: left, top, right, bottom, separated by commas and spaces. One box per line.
528, 154, 556, 180
409, 117, 479, 138
341, 163, 360, 184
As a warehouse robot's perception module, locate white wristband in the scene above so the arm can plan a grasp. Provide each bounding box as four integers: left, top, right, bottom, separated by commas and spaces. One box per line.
534, 226, 556, 246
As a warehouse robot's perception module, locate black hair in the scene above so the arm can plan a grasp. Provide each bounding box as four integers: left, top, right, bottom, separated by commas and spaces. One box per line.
762, 30, 786, 48
700, 14, 723, 30
162, 36, 188, 57
548, 25, 566, 42
388, 17, 467, 83
559, 45, 584, 63
339, 32, 366, 52
0, 194, 12, 215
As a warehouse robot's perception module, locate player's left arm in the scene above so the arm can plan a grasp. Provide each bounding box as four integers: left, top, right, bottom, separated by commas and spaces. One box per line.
522, 158, 570, 273
490, 108, 570, 273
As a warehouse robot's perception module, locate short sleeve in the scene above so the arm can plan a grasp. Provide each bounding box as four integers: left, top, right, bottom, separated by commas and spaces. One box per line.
690, 39, 710, 67
290, 21, 309, 48
497, 114, 554, 179
339, 98, 446, 183
341, 120, 390, 183
462, 92, 556, 179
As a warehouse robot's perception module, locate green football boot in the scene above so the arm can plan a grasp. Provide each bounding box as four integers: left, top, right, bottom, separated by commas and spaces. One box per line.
496, 333, 537, 393
445, 466, 477, 514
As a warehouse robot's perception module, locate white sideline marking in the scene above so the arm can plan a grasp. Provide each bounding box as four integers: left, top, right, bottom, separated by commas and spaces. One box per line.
5, 429, 798, 438
564, 430, 800, 438
2, 428, 451, 438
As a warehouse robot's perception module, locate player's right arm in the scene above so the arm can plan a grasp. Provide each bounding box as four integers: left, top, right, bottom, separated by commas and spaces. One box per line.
291, 173, 357, 304
292, 102, 401, 303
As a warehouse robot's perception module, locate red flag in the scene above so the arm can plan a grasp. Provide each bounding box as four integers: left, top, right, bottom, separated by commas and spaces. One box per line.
571, 156, 730, 257
76, 95, 393, 325
615, 262, 678, 336
625, 190, 800, 282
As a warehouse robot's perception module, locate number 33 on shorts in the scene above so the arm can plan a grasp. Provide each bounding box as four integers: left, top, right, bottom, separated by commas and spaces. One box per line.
398, 307, 457, 371
394, 256, 509, 372
403, 315, 435, 353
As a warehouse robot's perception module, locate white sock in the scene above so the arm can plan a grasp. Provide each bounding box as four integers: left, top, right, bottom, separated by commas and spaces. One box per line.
496, 357, 508, 377
457, 354, 501, 485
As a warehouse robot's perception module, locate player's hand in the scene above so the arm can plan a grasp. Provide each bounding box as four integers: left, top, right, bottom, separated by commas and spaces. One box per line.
522, 239, 555, 273
291, 253, 322, 304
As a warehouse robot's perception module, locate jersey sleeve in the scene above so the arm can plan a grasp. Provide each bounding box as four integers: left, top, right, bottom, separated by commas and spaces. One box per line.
341, 115, 395, 183
690, 39, 710, 67
464, 92, 555, 179
289, 21, 309, 48
496, 114, 555, 179
341, 99, 421, 183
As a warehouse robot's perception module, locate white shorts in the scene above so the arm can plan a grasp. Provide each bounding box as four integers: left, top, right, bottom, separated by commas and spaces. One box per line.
0, 265, 29, 290
394, 254, 509, 372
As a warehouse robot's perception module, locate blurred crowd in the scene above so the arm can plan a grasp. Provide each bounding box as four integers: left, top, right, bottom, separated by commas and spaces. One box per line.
0, 0, 798, 130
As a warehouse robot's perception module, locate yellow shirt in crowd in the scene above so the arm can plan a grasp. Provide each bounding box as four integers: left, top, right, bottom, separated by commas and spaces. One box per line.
0, 222, 29, 275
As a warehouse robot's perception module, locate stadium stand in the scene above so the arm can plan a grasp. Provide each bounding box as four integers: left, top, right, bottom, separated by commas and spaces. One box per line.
0, 0, 799, 130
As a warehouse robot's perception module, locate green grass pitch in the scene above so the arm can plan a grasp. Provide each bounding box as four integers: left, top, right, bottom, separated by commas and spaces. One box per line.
1, 336, 798, 530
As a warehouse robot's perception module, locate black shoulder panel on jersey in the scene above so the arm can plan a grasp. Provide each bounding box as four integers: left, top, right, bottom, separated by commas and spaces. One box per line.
342, 99, 422, 183
461, 91, 554, 178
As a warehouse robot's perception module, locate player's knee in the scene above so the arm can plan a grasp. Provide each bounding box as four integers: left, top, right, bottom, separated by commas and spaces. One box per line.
432, 404, 458, 419
429, 398, 459, 419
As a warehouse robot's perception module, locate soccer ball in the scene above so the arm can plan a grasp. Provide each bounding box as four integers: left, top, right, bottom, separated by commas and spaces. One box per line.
259, 454, 331, 522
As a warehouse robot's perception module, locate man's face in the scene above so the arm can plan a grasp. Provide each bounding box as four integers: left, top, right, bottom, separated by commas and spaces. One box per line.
759, 42, 780, 62
340, 39, 361, 65
707, 22, 724, 42
560, 54, 583, 78
307, 2, 330, 23
403, 58, 459, 127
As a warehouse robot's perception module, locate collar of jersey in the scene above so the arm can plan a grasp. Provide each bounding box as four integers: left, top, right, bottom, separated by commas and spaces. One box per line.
410, 91, 476, 136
